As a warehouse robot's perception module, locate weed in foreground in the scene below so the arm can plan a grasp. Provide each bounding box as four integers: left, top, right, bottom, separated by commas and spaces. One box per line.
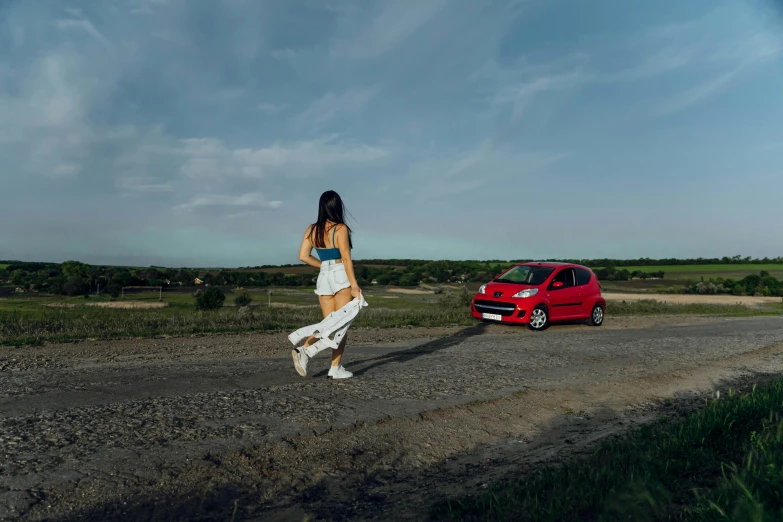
433, 379, 783, 521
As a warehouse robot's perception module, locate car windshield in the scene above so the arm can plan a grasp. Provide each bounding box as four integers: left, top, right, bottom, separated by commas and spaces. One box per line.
495, 265, 555, 285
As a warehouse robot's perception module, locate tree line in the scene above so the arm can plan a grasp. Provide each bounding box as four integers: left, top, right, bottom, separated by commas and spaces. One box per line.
685, 272, 783, 297
356, 255, 783, 267
0, 256, 781, 296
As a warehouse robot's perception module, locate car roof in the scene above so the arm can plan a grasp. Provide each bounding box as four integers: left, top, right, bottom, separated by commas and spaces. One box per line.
520, 261, 585, 268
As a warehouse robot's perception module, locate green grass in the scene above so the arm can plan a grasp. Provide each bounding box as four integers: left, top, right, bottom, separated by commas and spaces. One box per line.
613, 264, 783, 282
0, 264, 8, 270
434, 377, 783, 521
0, 305, 476, 346
0, 290, 775, 346
599, 280, 684, 294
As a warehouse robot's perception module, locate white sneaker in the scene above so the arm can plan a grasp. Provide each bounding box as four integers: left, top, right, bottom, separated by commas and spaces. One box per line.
292, 348, 309, 377
327, 365, 353, 380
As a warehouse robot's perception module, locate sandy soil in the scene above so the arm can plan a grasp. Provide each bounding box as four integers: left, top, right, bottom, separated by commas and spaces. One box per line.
386, 288, 435, 295
603, 291, 781, 307
2, 315, 782, 520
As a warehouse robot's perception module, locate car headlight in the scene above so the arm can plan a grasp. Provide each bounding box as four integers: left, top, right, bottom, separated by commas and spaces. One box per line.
512, 288, 538, 298
478, 284, 487, 294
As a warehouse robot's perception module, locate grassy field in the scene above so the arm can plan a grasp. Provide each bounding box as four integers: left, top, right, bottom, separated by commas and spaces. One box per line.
0, 285, 777, 346
597, 264, 783, 294
617, 264, 783, 280
0, 286, 464, 345
435, 377, 783, 521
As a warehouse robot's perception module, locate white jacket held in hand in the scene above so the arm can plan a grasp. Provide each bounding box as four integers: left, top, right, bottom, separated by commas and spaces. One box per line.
288, 295, 368, 357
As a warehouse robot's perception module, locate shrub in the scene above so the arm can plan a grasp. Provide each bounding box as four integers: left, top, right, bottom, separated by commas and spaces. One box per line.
63, 276, 87, 297
195, 287, 225, 310
234, 292, 253, 307
438, 289, 473, 309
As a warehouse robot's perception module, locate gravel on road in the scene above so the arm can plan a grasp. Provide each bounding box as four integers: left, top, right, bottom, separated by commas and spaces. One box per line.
2, 315, 783, 521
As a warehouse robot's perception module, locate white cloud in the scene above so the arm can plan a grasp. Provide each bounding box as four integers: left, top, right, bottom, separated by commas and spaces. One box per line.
408, 141, 568, 199
52, 163, 81, 177
603, 45, 697, 82
257, 102, 288, 113
330, 0, 449, 59
485, 5, 783, 120
493, 67, 590, 119
117, 176, 173, 194
174, 192, 283, 212
293, 87, 378, 128
177, 135, 388, 180
56, 18, 112, 49
656, 66, 744, 116
623, 5, 781, 115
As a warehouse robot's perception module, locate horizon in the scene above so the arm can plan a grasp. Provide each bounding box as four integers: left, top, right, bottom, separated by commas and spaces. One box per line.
2, 254, 783, 271
2, 0, 782, 267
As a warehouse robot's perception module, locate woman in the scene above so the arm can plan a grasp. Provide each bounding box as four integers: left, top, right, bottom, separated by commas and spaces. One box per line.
293, 190, 362, 379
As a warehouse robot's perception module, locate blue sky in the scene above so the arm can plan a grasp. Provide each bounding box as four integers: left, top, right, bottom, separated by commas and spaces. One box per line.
1, 0, 781, 267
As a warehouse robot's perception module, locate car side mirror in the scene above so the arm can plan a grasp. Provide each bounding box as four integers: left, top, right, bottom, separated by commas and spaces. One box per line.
552, 281, 564, 288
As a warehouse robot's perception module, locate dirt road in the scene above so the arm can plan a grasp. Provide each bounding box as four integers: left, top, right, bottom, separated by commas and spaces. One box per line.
2, 315, 783, 521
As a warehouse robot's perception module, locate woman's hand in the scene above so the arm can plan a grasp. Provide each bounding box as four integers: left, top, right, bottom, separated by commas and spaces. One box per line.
351, 284, 362, 300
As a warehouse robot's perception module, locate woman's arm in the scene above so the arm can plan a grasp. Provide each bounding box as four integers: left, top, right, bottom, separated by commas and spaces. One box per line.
336, 225, 362, 298
298, 226, 322, 269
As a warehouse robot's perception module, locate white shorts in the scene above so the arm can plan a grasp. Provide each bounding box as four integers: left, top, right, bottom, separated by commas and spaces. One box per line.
315, 260, 351, 296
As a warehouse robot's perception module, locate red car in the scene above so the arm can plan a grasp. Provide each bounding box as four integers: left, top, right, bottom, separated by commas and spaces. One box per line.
470, 262, 606, 330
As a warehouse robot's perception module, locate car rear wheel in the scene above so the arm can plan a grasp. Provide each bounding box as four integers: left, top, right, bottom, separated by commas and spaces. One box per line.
588, 304, 604, 326
528, 306, 549, 331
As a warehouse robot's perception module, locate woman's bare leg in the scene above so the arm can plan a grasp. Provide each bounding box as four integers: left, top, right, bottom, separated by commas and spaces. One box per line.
303, 294, 337, 348
330, 287, 353, 367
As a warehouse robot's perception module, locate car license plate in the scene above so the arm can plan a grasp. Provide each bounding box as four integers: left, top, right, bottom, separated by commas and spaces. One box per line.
482, 313, 502, 321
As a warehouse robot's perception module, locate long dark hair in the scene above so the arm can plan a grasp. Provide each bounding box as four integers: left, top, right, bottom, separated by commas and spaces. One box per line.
311, 190, 353, 249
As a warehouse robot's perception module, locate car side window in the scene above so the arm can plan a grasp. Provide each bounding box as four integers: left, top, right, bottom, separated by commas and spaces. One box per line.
550, 268, 575, 289
575, 268, 592, 286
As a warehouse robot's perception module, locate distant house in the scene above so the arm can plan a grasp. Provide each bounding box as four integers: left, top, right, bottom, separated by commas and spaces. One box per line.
194, 278, 203, 285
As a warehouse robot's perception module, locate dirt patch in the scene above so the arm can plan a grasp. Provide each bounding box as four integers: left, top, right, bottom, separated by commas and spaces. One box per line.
269, 302, 320, 309
603, 291, 781, 307
86, 301, 168, 309
4, 316, 783, 520
387, 287, 435, 295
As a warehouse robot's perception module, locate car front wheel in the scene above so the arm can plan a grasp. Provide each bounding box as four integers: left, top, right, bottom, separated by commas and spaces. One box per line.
588, 304, 604, 326
528, 306, 549, 331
